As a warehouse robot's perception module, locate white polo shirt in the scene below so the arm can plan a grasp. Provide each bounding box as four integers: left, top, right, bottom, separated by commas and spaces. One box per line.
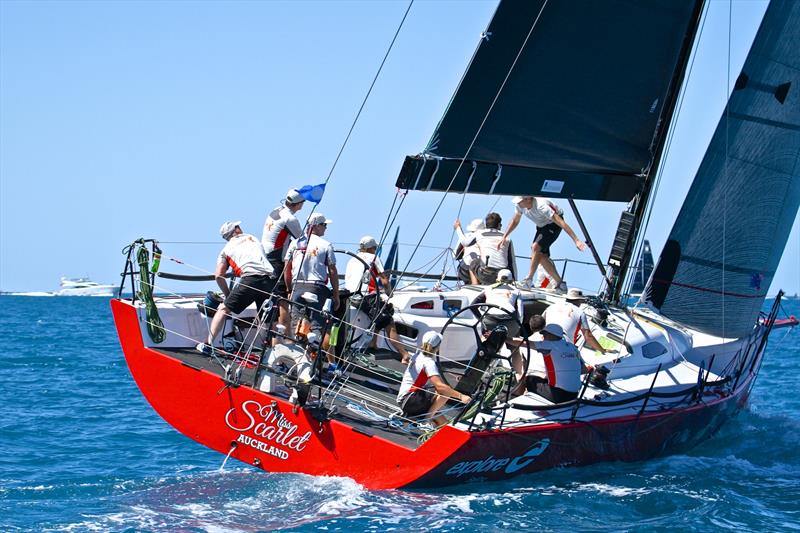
532, 338, 582, 392
516, 198, 563, 228
481, 283, 524, 318
217, 234, 274, 277
344, 252, 384, 293
397, 351, 440, 402
285, 234, 336, 284
543, 301, 589, 344
261, 205, 303, 258
474, 228, 510, 269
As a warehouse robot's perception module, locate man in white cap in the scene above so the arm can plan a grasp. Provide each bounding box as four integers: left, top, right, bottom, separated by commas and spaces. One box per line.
197, 221, 275, 355
524, 323, 583, 403
396, 331, 471, 427
344, 235, 410, 362
543, 288, 607, 354
453, 218, 485, 284
472, 268, 524, 340
499, 196, 586, 291
284, 212, 340, 342
262, 188, 306, 341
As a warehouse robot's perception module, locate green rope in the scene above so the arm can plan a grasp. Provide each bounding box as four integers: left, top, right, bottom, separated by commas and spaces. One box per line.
457, 367, 512, 423
136, 242, 166, 343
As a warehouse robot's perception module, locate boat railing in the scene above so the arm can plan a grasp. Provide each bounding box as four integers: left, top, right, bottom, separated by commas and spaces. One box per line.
116, 239, 784, 436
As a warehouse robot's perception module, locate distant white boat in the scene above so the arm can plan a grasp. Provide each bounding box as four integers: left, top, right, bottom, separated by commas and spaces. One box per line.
57, 277, 116, 297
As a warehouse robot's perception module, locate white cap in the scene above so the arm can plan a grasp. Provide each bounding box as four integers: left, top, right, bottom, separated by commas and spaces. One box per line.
542, 323, 564, 338
466, 218, 485, 233
511, 196, 525, 205
421, 330, 443, 348
286, 188, 305, 204
497, 268, 513, 282
308, 213, 332, 226
359, 235, 378, 250
219, 221, 241, 240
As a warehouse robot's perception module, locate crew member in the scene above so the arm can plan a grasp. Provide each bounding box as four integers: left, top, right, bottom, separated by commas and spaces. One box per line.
344, 235, 410, 362
499, 196, 586, 291
262, 188, 306, 342
472, 268, 524, 339
197, 221, 275, 354
543, 288, 607, 354
473, 212, 514, 284
396, 331, 471, 427
525, 323, 582, 403
284, 213, 340, 342
453, 218, 484, 285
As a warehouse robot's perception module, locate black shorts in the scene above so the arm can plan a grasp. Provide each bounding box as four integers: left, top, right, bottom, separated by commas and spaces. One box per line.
224, 274, 275, 315
525, 375, 577, 404
266, 252, 289, 298
400, 389, 433, 418
290, 282, 331, 333
533, 223, 562, 256
481, 313, 521, 339
476, 265, 500, 285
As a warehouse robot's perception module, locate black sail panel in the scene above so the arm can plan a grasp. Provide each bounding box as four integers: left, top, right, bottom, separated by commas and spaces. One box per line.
646, 0, 800, 338
396, 0, 701, 199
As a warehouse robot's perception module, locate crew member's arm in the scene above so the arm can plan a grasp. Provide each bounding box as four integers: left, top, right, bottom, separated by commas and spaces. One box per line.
328, 264, 340, 310
552, 213, 587, 251
581, 327, 606, 354
498, 211, 522, 248
453, 219, 477, 247
215, 261, 231, 296
430, 375, 471, 403
379, 272, 392, 296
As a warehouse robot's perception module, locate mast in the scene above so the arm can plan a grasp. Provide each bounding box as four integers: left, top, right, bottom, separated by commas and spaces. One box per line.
609, 0, 706, 304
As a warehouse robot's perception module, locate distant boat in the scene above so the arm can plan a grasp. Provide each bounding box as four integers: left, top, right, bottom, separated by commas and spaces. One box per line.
57, 277, 116, 297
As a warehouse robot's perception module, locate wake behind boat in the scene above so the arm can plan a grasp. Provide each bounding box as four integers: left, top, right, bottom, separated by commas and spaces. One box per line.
111, 0, 799, 489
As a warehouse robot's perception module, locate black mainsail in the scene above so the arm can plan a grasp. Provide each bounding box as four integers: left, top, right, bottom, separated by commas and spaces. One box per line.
646, 0, 800, 338
395, 0, 702, 202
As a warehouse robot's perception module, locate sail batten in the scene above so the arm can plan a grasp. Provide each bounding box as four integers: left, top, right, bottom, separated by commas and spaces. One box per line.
395, 0, 702, 200
646, 0, 800, 338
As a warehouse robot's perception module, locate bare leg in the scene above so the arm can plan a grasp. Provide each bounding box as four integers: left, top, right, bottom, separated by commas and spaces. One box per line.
539, 252, 562, 285
427, 394, 451, 426
526, 241, 541, 281
275, 301, 291, 346
207, 304, 230, 345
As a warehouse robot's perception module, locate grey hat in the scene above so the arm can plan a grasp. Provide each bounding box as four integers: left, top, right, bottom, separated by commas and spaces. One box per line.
359, 235, 378, 250
286, 189, 305, 204
566, 288, 587, 302
219, 220, 241, 240
308, 213, 332, 226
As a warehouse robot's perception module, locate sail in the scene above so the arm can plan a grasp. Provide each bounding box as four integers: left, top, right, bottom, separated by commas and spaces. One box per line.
630, 240, 654, 295
395, 0, 702, 201
646, 0, 800, 338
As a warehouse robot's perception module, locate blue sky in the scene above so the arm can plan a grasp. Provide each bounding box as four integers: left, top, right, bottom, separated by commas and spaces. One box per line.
1, 0, 797, 296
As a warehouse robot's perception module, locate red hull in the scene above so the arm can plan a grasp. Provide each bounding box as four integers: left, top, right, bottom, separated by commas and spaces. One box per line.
112, 299, 755, 489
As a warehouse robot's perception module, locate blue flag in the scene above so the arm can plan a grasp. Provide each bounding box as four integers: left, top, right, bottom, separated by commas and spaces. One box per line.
297, 183, 326, 203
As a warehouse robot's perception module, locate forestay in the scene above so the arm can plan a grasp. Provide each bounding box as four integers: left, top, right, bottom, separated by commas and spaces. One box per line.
395, 0, 702, 201
646, 0, 800, 338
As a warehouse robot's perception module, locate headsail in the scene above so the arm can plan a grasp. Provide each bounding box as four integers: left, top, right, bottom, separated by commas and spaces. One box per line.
646, 0, 800, 338
395, 0, 702, 201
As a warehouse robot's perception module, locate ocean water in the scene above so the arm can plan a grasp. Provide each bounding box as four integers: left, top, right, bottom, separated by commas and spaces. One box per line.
1, 295, 798, 532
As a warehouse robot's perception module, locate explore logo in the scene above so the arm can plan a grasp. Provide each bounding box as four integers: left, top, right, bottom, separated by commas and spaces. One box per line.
225, 400, 312, 456
445, 439, 551, 478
